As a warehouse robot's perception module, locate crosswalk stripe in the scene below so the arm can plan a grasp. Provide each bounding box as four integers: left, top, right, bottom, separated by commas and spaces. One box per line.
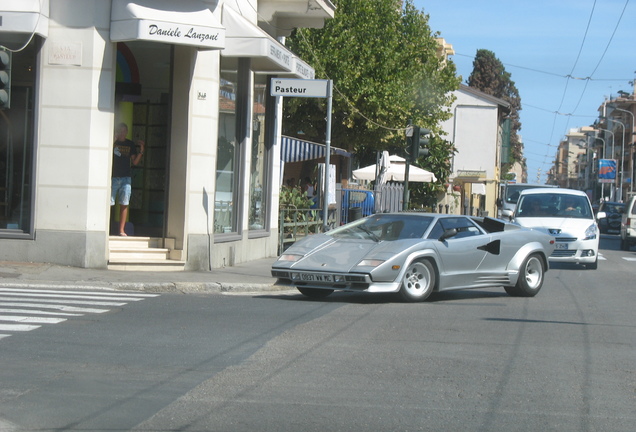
622, 257, 636, 261
0, 288, 158, 298
0, 308, 82, 316
0, 296, 127, 307
0, 288, 158, 341
0, 302, 109, 313
0, 316, 66, 324
0, 291, 153, 302
0, 324, 41, 331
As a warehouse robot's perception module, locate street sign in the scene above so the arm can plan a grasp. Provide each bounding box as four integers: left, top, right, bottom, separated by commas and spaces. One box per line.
270, 78, 329, 98
272, 78, 333, 231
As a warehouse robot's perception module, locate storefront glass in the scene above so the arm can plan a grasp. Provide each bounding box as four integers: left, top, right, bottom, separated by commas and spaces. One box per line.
215, 63, 238, 234
0, 42, 37, 236
249, 76, 267, 230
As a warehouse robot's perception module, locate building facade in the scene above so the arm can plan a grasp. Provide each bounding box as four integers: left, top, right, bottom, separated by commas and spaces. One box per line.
440, 84, 510, 217
0, 0, 334, 269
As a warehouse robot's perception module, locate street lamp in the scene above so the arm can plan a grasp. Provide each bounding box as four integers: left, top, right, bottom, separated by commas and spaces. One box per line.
608, 104, 635, 193
606, 117, 626, 201
594, 126, 615, 200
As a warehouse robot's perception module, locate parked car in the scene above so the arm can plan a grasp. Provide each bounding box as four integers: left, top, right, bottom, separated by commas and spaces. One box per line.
619, 195, 636, 251
271, 213, 555, 302
513, 188, 599, 269
595, 201, 624, 234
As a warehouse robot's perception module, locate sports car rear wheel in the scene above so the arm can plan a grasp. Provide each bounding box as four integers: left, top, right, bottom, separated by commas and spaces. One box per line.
297, 287, 334, 298
399, 259, 435, 302
505, 253, 544, 297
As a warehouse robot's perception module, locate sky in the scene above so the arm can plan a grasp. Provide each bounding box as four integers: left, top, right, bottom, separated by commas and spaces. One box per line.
415, 0, 635, 184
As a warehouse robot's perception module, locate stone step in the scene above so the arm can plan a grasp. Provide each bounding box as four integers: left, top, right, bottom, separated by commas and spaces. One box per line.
108, 236, 162, 249
107, 260, 186, 272
108, 236, 184, 271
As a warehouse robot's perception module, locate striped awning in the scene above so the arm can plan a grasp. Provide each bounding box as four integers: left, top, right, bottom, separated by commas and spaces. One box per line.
281, 136, 351, 163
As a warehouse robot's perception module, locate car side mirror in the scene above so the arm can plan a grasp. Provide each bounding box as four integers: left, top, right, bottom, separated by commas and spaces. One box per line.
596, 211, 606, 219
439, 228, 458, 242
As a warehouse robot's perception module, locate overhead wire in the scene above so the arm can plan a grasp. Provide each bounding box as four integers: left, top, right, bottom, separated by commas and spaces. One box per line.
248, 0, 632, 175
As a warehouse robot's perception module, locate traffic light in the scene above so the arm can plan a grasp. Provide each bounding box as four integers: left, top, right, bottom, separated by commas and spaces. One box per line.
0, 48, 11, 109
410, 126, 430, 161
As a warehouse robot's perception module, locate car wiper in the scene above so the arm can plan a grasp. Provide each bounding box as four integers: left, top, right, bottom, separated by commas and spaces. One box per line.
356, 225, 380, 242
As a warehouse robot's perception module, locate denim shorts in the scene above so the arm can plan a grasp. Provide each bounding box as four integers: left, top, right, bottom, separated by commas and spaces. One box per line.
111, 177, 132, 206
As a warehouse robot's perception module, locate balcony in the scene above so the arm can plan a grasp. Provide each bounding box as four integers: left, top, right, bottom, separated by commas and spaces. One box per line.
258, 0, 336, 36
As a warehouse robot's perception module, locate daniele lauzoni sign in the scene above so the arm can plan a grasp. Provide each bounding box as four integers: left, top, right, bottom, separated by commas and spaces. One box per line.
139, 20, 225, 48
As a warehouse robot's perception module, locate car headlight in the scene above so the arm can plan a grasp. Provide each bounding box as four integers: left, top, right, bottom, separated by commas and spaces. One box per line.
584, 223, 598, 240
279, 254, 303, 262
357, 259, 385, 267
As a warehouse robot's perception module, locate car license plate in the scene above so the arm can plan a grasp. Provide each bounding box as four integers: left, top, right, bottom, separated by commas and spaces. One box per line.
555, 243, 569, 250
299, 273, 333, 282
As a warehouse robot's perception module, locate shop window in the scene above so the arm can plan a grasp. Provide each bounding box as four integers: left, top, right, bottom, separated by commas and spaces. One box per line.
0, 42, 37, 236
249, 76, 268, 231
215, 62, 240, 234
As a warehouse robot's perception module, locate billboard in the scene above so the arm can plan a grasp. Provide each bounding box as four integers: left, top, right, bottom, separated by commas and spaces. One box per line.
598, 159, 617, 183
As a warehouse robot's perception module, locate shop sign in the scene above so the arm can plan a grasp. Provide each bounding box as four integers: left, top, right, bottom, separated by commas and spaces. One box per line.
456, 170, 487, 179
143, 21, 224, 49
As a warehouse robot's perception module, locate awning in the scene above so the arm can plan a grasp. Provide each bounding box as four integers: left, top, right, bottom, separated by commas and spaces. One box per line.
0, 0, 49, 38
222, 6, 293, 73
281, 136, 351, 163
286, 56, 315, 79
471, 183, 486, 195
110, 0, 225, 49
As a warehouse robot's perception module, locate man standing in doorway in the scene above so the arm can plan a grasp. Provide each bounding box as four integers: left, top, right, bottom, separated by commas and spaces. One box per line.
111, 122, 144, 236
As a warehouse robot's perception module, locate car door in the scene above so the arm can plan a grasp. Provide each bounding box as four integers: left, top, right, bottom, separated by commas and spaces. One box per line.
428, 217, 491, 289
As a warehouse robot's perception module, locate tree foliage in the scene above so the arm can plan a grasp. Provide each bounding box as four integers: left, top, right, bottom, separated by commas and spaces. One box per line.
467, 49, 523, 172
283, 0, 460, 200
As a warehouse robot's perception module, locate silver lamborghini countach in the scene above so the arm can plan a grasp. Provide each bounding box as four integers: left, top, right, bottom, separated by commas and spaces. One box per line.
271, 213, 555, 302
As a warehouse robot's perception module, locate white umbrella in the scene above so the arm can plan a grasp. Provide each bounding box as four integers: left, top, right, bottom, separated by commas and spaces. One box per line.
376, 150, 391, 185
352, 155, 437, 183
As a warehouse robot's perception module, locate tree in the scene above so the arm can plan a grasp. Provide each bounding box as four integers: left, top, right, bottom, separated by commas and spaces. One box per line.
283, 0, 460, 201
467, 49, 523, 173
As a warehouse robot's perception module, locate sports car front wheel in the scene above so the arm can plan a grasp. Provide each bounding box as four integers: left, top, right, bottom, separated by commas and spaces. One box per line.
504, 253, 544, 297
399, 259, 436, 302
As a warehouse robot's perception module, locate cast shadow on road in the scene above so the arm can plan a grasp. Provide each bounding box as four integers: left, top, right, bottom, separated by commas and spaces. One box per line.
255, 288, 510, 305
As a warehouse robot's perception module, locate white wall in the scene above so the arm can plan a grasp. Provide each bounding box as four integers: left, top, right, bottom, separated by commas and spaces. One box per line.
442, 89, 499, 180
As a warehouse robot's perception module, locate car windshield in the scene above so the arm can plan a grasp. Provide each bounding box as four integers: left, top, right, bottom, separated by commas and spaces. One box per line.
601, 203, 624, 214
327, 214, 433, 241
517, 193, 593, 219
505, 185, 547, 204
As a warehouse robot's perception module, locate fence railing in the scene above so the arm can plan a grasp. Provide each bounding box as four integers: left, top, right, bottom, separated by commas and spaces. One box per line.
278, 206, 336, 253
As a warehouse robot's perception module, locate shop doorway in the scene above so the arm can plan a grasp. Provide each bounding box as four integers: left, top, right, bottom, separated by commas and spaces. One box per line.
113, 42, 172, 238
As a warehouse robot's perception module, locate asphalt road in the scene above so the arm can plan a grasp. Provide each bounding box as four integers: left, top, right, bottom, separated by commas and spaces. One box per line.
0, 235, 634, 431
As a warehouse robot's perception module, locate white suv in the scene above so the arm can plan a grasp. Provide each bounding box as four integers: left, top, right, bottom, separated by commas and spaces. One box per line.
512, 188, 599, 269
620, 195, 636, 251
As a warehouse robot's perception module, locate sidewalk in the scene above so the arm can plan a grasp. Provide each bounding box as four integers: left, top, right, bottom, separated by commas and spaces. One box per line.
0, 258, 281, 294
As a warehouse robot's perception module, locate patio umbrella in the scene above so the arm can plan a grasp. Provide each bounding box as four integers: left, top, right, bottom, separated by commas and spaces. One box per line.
376, 151, 391, 185
352, 155, 437, 183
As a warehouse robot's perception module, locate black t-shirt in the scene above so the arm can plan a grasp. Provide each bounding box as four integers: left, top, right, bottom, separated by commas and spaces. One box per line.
112, 139, 138, 178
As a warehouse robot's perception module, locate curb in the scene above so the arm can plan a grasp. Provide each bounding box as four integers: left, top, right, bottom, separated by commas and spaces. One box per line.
0, 280, 281, 294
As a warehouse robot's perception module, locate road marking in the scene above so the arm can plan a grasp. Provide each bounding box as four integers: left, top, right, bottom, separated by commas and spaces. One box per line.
0, 288, 157, 302
0, 308, 82, 316
0, 288, 159, 341
0, 296, 127, 307
622, 257, 636, 261
0, 302, 109, 313
0, 316, 67, 324
0, 324, 41, 331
